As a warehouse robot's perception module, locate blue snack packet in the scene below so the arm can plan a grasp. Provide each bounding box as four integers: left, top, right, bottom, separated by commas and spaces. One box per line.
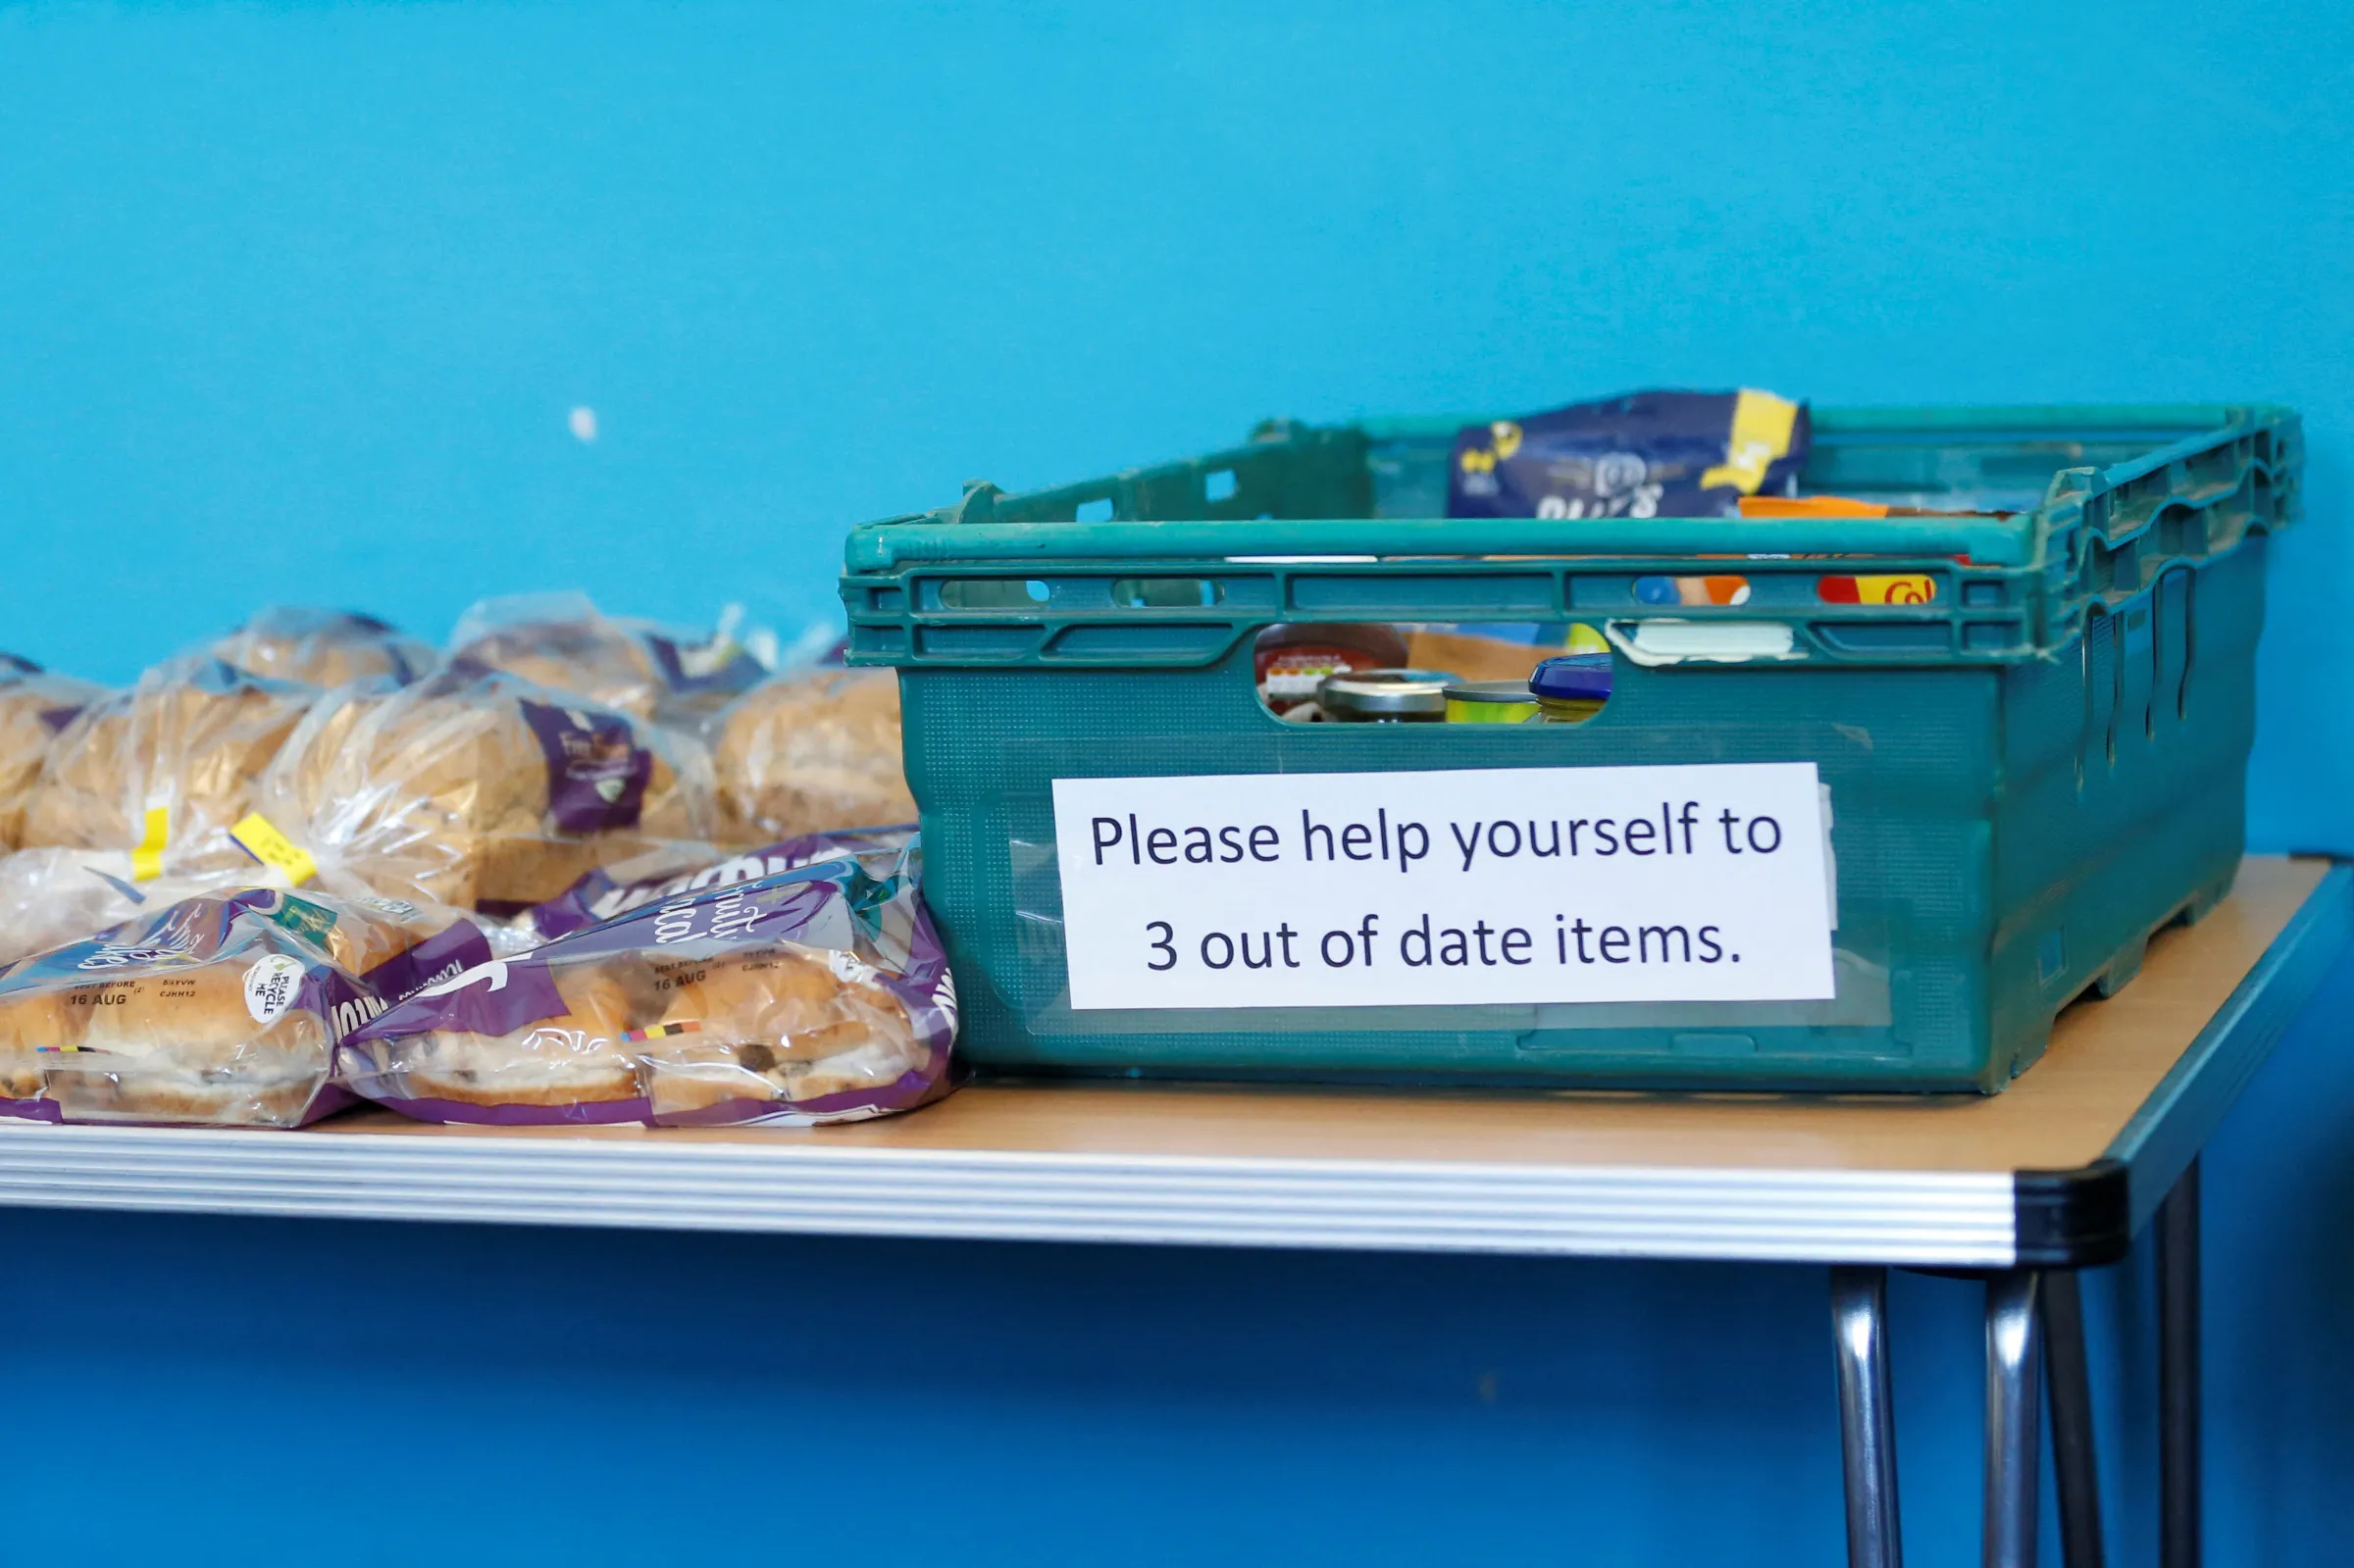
1448, 389, 1809, 520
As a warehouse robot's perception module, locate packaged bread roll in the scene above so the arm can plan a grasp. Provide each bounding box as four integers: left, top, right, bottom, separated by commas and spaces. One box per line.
343, 846, 954, 1127
0, 885, 491, 1127
256, 666, 714, 915
347, 964, 648, 1117
447, 593, 768, 725
710, 667, 916, 845
18, 657, 313, 873
0, 656, 106, 850
212, 606, 436, 689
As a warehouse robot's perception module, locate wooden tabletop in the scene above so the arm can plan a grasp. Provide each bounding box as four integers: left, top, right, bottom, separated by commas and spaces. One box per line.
315, 855, 2327, 1180
0, 855, 2328, 1263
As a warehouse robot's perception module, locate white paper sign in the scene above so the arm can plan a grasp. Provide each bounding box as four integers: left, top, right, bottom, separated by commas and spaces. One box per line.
1050, 764, 1834, 1011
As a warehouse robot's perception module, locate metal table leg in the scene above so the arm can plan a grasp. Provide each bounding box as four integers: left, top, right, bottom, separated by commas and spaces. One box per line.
2160, 1160, 2201, 1568
1832, 1266, 1903, 1568
2042, 1270, 2104, 1568
1985, 1270, 2043, 1568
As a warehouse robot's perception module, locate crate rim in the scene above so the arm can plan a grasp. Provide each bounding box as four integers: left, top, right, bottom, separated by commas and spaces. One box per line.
844, 401, 2296, 574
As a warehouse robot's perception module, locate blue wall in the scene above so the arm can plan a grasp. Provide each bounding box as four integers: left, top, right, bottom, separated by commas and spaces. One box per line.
3, 2, 2351, 1560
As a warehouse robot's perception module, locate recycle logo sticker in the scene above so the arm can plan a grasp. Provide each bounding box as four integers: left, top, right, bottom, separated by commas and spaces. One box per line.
242, 953, 308, 1026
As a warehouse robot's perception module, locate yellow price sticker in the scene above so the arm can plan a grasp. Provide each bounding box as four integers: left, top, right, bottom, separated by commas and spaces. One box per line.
229, 813, 319, 886
129, 805, 170, 883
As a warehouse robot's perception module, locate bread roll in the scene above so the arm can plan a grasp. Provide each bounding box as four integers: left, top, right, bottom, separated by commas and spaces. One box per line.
41, 958, 333, 1126
640, 944, 923, 1117
212, 607, 435, 689
19, 658, 311, 872
711, 668, 915, 845
260, 668, 712, 912
367, 965, 644, 1107
0, 663, 104, 851
448, 595, 665, 720
0, 988, 76, 1099
448, 594, 769, 726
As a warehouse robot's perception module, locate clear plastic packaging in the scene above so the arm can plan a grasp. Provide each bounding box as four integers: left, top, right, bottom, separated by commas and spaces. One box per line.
255, 665, 715, 916
18, 657, 315, 874
0, 885, 489, 1127
710, 666, 916, 845
211, 606, 436, 688
0, 847, 227, 966
447, 593, 769, 725
525, 825, 918, 940
0, 657, 107, 850
342, 847, 955, 1127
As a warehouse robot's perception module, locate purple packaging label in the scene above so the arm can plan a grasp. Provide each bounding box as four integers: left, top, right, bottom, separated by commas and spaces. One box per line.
644, 634, 768, 699
0, 1096, 63, 1124
300, 960, 382, 1039
37, 704, 83, 733
345, 954, 570, 1045
2, 897, 229, 988
361, 920, 495, 1006
357, 1090, 655, 1128
519, 699, 653, 833
530, 827, 916, 940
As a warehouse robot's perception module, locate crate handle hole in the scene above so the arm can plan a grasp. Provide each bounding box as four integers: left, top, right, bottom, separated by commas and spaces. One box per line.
1252, 622, 1610, 726
1204, 468, 1239, 502
1075, 497, 1115, 522
936, 578, 1053, 611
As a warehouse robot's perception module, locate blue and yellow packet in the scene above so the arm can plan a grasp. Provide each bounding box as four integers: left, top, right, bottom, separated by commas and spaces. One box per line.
1448, 389, 1809, 520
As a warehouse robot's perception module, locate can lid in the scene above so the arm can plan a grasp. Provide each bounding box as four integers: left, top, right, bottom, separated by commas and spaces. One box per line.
1442, 680, 1540, 706
1528, 654, 1614, 701
1320, 668, 1457, 718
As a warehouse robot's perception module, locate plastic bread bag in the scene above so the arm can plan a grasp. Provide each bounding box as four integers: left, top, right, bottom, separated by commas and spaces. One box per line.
447, 592, 770, 725
18, 656, 315, 875
0, 885, 491, 1127
0, 841, 502, 970
253, 665, 715, 916
1448, 388, 1810, 521
709, 665, 916, 846
0, 847, 235, 967
0, 657, 107, 850
525, 825, 919, 941
341, 849, 956, 1128
212, 606, 437, 689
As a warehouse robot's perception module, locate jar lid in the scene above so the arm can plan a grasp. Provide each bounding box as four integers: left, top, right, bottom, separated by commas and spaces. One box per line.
1319, 668, 1457, 719
1254, 622, 1411, 663
1528, 654, 1614, 701
1441, 680, 1540, 707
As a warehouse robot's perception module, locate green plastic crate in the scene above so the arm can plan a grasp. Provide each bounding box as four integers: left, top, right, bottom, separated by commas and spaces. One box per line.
841, 404, 2301, 1092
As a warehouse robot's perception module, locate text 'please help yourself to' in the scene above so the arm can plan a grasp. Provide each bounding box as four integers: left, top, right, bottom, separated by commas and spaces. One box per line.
1049, 763, 1835, 1011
